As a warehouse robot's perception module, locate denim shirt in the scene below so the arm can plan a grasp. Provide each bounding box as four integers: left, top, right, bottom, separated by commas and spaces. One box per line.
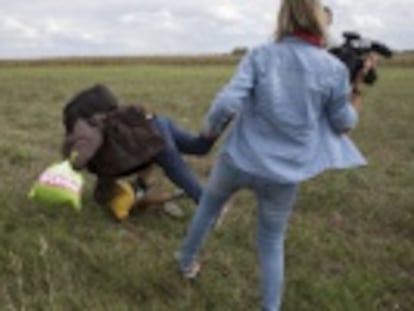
204, 37, 367, 184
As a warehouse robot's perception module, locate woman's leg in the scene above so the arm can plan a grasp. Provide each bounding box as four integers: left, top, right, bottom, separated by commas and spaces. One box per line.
179, 156, 244, 273
253, 181, 298, 311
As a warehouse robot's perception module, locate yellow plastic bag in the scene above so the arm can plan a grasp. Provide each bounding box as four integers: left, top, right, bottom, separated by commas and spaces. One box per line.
108, 180, 136, 221
28, 160, 84, 211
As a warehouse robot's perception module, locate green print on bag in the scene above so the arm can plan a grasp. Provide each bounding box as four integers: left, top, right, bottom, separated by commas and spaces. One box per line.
29, 161, 84, 210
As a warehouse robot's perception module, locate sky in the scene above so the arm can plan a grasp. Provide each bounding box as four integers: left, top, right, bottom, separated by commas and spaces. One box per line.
0, 0, 413, 59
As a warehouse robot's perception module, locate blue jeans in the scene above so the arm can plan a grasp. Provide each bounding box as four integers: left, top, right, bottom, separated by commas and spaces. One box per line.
152, 116, 213, 203
179, 155, 298, 311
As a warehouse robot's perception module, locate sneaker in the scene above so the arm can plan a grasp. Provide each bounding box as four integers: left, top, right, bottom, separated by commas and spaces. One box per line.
183, 261, 201, 279
174, 251, 201, 279
163, 202, 184, 219
172, 189, 186, 200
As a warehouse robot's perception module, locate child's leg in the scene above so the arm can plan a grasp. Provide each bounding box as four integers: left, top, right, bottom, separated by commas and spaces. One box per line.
94, 178, 136, 221
93, 178, 117, 205
137, 190, 179, 209
163, 117, 214, 155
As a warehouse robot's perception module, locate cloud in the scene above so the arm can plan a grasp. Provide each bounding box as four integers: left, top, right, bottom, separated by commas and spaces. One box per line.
0, 0, 413, 58
211, 4, 243, 23
327, 0, 414, 50
1, 16, 40, 39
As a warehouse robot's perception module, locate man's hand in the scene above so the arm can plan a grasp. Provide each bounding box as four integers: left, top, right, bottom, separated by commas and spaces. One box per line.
200, 114, 235, 142
200, 129, 220, 142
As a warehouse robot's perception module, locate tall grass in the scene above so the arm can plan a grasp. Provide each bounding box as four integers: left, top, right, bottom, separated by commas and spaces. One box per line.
0, 62, 412, 310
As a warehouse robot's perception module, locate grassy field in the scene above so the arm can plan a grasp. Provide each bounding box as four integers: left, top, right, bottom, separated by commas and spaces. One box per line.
0, 61, 413, 311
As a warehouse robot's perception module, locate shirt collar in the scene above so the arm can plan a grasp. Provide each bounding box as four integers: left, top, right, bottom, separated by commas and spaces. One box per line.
291, 31, 323, 47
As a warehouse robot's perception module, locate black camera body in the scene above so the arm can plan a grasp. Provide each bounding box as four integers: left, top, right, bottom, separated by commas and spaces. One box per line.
330, 31, 393, 85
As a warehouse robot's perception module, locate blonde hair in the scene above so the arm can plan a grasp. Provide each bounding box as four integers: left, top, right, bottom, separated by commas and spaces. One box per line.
275, 0, 327, 41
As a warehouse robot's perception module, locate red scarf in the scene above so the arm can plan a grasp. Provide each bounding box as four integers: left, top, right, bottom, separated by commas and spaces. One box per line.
292, 30, 323, 47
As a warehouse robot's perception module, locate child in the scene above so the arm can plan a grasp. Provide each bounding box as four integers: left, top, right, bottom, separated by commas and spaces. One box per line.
62, 84, 214, 221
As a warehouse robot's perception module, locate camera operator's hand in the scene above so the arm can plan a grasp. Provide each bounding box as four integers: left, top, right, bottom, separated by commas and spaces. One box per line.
351, 53, 378, 111
354, 53, 378, 88
364, 53, 378, 72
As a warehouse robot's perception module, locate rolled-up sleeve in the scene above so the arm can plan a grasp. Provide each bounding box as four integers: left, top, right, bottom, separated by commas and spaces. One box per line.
203, 50, 257, 135
64, 119, 103, 170
326, 67, 359, 133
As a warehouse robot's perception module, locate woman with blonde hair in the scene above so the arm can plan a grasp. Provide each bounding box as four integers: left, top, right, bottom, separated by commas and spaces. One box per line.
177, 0, 372, 309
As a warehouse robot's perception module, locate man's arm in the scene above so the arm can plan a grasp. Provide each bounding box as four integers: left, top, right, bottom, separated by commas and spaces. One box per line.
63, 119, 103, 170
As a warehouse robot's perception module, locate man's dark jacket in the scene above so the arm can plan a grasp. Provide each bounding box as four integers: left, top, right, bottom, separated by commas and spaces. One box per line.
63, 105, 165, 177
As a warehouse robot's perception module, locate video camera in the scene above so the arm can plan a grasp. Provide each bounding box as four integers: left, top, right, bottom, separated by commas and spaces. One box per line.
330, 31, 393, 85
